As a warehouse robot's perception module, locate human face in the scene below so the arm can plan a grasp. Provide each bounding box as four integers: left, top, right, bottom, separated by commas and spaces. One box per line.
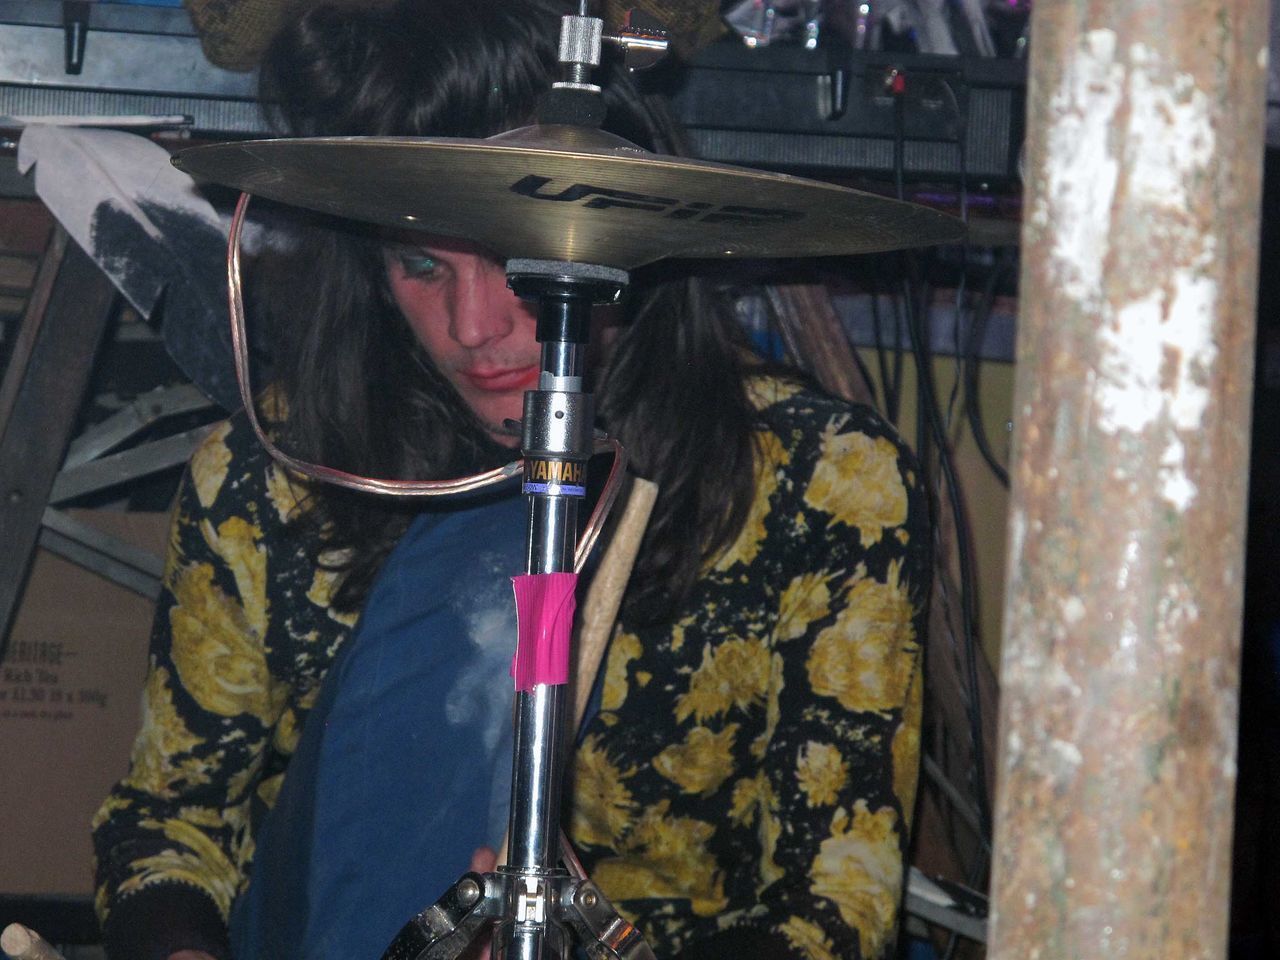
385, 236, 540, 445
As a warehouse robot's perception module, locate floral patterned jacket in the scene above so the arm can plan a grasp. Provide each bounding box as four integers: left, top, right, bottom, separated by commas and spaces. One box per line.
92, 376, 930, 960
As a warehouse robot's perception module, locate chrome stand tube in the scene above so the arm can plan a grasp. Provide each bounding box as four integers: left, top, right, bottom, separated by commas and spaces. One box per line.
499, 261, 627, 960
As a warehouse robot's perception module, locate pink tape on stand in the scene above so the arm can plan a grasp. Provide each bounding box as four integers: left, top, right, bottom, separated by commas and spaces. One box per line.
510, 572, 579, 692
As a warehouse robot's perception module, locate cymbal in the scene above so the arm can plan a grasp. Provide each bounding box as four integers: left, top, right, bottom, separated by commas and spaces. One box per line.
174, 124, 965, 270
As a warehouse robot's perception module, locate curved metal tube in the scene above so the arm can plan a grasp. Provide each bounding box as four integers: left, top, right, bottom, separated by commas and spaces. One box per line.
227, 192, 522, 498
227, 193, 629, 562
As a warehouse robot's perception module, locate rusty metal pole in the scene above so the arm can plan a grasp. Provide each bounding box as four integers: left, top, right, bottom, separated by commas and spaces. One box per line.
987, 1, 1269, 957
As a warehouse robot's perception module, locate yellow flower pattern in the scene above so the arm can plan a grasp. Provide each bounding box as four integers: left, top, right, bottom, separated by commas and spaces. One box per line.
810, 802, 904, 959
777, 572, 833, 642
746, 377, 804, 410
266, 463, 309, 523
753, 771, 786, 889
307, 565, 359, 627
715, 430, 789, 569
591, 801, 728, 918
169, 562, 281, 722
750, 651, 786, 761
602, 630, 643, 711
797, 741, 850, 808
892, 660, 924, 828
118, 818, 242, 918
724, 770, 786, 888
189, 422, 232, 510
669, 612, 695, 652
675, 637, 772, 724
808, 560, 918, 715
95, 378, 928, 960
804, 420, 908, 546
95, 406, 358, 929
729, 769, 767, 826
653, 723, 740, 795
780, 916, 839, 960
271, 705, 302, 755
201, 516, 268, 637
119, 667, 207, 796
570, 383, 927, 958
570, 734, 636, 849
256, 772, 285, 810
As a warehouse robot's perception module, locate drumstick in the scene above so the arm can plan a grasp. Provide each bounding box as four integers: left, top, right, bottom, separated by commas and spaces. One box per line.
495, 476, 658, 867
572, 476, 657, 725
1, 925, 67, 960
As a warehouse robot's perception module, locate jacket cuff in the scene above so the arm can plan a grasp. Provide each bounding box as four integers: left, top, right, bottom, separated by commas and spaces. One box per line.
101, 883, 231, 960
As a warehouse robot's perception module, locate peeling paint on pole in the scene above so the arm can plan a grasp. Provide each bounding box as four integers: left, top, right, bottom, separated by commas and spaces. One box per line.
988, 1, 1268, 958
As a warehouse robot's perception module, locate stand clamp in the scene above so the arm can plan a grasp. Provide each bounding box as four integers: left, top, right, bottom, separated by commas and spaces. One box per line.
554, 9, 668, 92
382, 838, 654, 960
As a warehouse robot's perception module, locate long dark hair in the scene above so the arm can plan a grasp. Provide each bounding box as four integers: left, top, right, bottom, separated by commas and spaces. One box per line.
257, 0, 759, 622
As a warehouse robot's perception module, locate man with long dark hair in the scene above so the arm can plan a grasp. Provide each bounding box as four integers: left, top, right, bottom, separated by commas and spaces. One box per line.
91, 2, 931, 958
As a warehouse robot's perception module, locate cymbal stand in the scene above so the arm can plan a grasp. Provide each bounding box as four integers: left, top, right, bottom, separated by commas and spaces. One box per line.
379, 11, 667, 960
380, 259, 654, 960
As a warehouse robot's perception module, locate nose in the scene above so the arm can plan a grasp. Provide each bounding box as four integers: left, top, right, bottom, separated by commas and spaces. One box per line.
450, 257, 529, 349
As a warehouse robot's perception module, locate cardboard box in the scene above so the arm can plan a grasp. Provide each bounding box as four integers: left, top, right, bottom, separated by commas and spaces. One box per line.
0, 509, 169, 897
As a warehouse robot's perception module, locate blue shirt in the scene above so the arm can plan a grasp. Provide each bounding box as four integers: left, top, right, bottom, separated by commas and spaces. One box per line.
229, 491, 527, 960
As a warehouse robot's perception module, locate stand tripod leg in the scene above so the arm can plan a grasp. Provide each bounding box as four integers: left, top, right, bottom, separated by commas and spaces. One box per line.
378, 840, 653, 960
382, 872, 506, 960
556, 833, 654, 960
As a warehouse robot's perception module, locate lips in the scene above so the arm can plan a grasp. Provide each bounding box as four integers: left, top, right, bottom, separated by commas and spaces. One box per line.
461, 365, 540, 392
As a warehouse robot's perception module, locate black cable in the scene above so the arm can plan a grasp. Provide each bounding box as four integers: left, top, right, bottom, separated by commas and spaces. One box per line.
918, 74, 992, 960
941, 78, 969, 436
883, 71, 910, 433
845, 315, 883, 412
941, 75, 999, 882
905, 263, 933, 475
892, 72, 907, 202
963, 252, 1013, 488
903, 250, 994, 846
870, 286, 900, 423
945, 275, 967, 433
938, 78, 969, 224
891, 83, 930, 470
891, 291, 905, 423
942, 71, 1012, 490
889, 68, 994, 853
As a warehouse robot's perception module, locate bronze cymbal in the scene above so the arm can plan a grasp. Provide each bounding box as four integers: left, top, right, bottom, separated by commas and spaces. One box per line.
174, 124, 965, 269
